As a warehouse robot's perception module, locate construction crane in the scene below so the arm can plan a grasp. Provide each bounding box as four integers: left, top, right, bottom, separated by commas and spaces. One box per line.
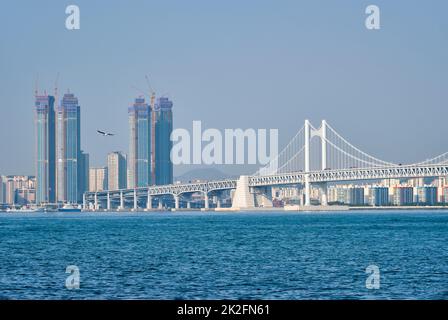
145, 74, 156, 109
130, 85, 149, 99
34, 73, 39, 97
54, 72, 60, 108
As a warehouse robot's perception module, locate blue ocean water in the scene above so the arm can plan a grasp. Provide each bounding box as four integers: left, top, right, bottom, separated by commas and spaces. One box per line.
0, 210, 447, 300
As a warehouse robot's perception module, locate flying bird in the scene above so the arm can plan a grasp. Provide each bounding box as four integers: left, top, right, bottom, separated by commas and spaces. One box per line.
97, 130, 115, 136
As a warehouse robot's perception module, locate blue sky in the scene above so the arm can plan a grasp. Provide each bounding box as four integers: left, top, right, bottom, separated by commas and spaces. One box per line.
0, 0, 447, 176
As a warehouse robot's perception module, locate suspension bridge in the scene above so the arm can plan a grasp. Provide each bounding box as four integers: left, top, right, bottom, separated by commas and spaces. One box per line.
84, 120, 448, 210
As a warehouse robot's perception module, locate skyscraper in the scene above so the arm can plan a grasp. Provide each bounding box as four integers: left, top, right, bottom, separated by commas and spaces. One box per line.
35, 94, 56, 204
89, 167, 108, 192
107, 151, 127, 190
0, 175, 5, 204
128, 97, 151, 188
78, 151, 89, 201
57, 92, 81, 203
154, 97, 173, 185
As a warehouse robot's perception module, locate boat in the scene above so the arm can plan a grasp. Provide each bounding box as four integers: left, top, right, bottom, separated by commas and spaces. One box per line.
6, 207, 45, 213
58, 203, 82, 212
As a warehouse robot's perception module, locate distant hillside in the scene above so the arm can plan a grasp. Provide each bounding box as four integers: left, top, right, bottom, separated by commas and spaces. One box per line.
175, 168, 236, 182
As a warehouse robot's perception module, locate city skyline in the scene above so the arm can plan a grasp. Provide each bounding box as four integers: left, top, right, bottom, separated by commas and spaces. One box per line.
30, 89, 174, 204
1, 1, 447, 177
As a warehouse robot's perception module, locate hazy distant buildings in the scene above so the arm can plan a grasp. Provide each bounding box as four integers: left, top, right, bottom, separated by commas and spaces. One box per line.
89, 167, 108, 192
348, 187, 364, 205
416, 186, 437, 205
35, 94, 56, 204
443, 187, 448, 203
78, 151, 90, 199
154, 97, 173, 185
392, 186, 414, 206
0, 176, 4, 203
0, 176, 36, 205
328, 186, 364, 205
370, 186, 389, 206
128, 97, 152, 188
56, 92, 81, 204
107, 152, 127, 190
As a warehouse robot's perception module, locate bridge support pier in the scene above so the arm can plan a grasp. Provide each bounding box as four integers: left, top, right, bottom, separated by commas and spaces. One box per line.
119, 191, 124, 210
83, 193, 86, 210
174, 195, 180, 210
107, 192, 111, 211
231, 175, 255, 210
187, 201, 191, 209
204, 193, 209, 209
304, 176, 311, 206
318, 183, 328, 206
133, 189, 138, 211
158, 199, 163, 210
146, 194, 152, 210
94, 193, 98, 211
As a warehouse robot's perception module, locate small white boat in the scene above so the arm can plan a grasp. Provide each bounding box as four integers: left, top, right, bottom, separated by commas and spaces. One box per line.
58, 203, 82, 212
6, 207, 45, 213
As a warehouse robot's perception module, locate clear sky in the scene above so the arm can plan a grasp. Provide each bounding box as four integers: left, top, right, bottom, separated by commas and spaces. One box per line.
0, 0, 447, 176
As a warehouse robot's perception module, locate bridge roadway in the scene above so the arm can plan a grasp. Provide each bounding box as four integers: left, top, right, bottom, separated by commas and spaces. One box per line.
83, 164, 448, 209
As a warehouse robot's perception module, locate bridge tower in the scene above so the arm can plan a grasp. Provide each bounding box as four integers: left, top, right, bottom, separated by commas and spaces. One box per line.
304, 119, 328, 206
321, 120, 327, 171
304, 120, 311, 206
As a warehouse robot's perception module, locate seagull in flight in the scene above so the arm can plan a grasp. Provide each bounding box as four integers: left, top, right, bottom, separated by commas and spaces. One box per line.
97, 130, 115, 136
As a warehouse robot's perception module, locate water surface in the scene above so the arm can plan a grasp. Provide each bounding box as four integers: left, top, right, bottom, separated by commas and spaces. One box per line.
0, 210, 447, 299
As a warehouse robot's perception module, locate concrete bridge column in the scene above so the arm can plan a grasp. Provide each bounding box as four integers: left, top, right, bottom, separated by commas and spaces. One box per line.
204, 193, 209, 209
94, 193, 98, 211
119, 191, 124, 210
158, 199, 163, 209
187, 201, 191, 209
319, 183, 328, 206
174, 195, 180, 210
106, 192, 111, 211
133, 189, 138, 210
304, 176, 311, 206
146, 193, 152, 210
82, 193, 86, 210
216, 199, 221, 208
231, 175, 255, 209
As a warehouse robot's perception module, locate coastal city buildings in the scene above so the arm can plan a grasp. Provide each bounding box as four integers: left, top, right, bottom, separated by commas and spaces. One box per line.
78, 151, 90, 200
128, 97, 152, 188
107, 152, 127, 190
34, 90, 89, 205
56, 92, 81, 204
89, 167, 108, 192
8, 83, 445, 210
29, 88, 174, 207
392, 186, 414, 206
35, 94, 56, 204
154, 97, 174, 185
416, 186, 438, 205
0, 176, 4, 204
0, 176, 36, 205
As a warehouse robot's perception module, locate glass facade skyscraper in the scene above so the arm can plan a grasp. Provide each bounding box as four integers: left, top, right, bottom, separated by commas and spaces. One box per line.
78, 150, 89, 202
154, 97, 173, 185
35, 95, 56, 204
57, 93, 81, 203
128, 97, 151, 188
